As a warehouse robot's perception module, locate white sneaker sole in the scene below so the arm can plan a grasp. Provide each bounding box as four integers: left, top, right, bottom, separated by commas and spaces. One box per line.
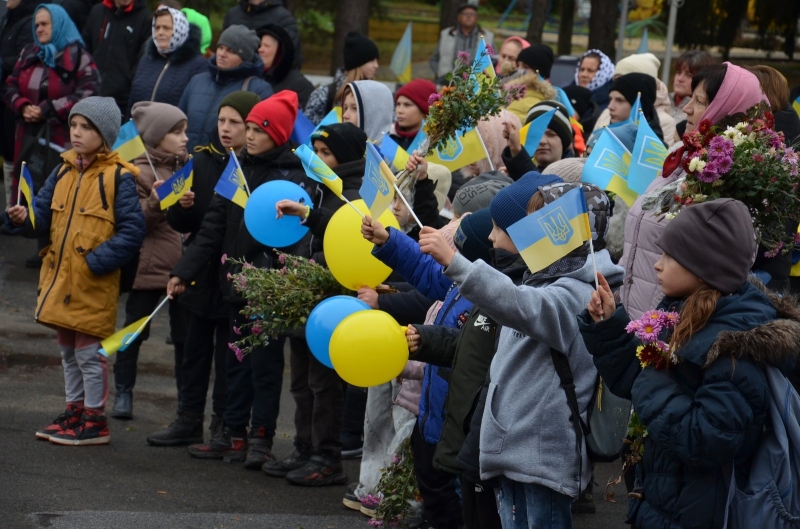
49, 435, 110, 446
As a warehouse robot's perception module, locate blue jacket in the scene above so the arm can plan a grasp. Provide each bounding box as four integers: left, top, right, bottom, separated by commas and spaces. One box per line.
578, 281, 794, 529
373, 228, 474, 444
179, 55, 273, 150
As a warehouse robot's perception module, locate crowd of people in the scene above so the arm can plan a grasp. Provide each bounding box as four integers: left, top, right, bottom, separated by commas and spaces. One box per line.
2, 1, 800, 528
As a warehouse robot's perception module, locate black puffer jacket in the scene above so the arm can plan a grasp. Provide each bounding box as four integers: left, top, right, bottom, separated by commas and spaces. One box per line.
257, 24, 313, 108
0, 0, 35, 83
54, 0, 97, 30
223, 0, 301, 69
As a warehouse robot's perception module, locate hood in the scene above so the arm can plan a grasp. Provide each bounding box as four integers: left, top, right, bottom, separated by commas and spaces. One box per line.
655, 78, 672, 113
238, 0, 283, 15
333, 158, 365, 188
525, 248, 623, 287
146, 22, 202, 64
102, 0, 146, 14
504, 71, 557, 101
61, 149, 140, 177
349, 80, 394, 144
257, 23, 295, 85
207, 54, 265, 83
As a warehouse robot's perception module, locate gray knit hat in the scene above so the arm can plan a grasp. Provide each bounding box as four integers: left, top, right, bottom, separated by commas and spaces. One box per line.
217, 24, 259, 63
69, 96, 121, 148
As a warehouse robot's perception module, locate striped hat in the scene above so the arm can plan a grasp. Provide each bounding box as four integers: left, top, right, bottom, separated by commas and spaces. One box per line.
525, 100, 573, 151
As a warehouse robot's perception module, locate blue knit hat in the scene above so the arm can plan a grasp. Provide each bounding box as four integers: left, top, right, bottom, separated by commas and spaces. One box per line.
454, 208, 494, 263
490, 171, 563, 232
34, 4, 84, 68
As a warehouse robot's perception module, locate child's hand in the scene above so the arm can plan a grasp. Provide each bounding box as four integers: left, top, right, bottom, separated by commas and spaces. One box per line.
151, 179, 164, 200
406, 324, 421, 353
178, 190, 195, 209
275, 199, 307, 219
361, 215, 389, 246
503, 118, 522, 157
419, 226, 455, 267
357, 286, 379, 309
587, 272, 616, 322
167, 276, 186, 299
406, 152, 428, 180
7, 205, 26, 226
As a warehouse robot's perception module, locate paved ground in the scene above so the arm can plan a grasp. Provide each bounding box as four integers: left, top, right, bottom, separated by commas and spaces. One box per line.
0, 215, 629, 528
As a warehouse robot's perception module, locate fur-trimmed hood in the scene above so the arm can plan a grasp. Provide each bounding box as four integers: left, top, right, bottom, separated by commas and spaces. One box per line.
145, 22, 202, 64
503, 71, 557, 101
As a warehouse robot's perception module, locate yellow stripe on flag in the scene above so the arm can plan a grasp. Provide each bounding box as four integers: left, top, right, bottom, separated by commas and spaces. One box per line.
425, 129, 486, 171
517, 214, 591, 274
99, 317, 148, 356
607, 174, 638, 207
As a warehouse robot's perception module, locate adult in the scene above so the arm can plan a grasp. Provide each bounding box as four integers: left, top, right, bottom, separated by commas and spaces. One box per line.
430, 3, 494, 84
747, 65, 800, 147
181, 7, 211, 56
573, 49, 615, 111
54, 0, 96, 30
127, 7, 207, 113
670, 50, 716, 125
619, 62, 768, 320
82, 0, 151, 116
605, 72, 665, 143
501, 100, 575, 179
496, 35, 529, 77
256, 24, 313, 108
304, 31, 378, 125
503, 44, 557, 121
179, 24, 272, 151
222, 0, 300, 69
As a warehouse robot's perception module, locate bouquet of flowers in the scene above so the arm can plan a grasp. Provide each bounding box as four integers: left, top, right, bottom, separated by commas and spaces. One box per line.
364, 438, 421, 528
225, 252, 350, 359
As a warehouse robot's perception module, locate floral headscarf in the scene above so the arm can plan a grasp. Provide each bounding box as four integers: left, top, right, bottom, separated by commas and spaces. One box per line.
152, 6, 190, 56
33, 4, 84, 68
574, 49, 615, 92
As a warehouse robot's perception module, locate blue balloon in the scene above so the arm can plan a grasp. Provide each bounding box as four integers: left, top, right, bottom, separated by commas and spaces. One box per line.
306, 296, 371, 368
244, 180, 312, 248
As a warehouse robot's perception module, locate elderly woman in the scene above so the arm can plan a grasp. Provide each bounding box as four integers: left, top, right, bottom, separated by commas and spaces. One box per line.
127, 6, 207, 115
572, 49, 615, 111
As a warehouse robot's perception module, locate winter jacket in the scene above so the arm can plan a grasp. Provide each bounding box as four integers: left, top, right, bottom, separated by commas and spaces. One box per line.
395, 360, 426, 416
445, 250, 624, 497
304, 68, 346, 125
259, 24, 313, 108
0, 0, 35, 84
223, 0, 300, 68
82, 0, 152, 113
775, 104, 800, 147
430, 25, 494, 81
55, 0, 96, 31
589, 78, 613, 111
670, 92, 690, 124
377, 283, 438, 328
131, 146, 185, 291
127, 24, 208, 113
179, 55, 273, 151
3, 150, 145, 338
372, 228, 474, 445
4, 42, 99, 172
166, 138, 229, 319
171, 142, 318, 304
578, 280, 796, 529
503, 72, 557, 122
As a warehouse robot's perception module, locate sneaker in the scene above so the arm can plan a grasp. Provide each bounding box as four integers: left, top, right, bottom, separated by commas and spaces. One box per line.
359, 503, 377, 517
341, 433, 363, 459
187, 428, 246, 461
342, 483, 362, 511
49, 412, 110, 446
262, 448, 311, 477
244, 427, 274, 470
285, 453, 348, 487
111, 392, 133, 420
572, 482, 596, 514
146, 412, 203, 446
36, 404, 84, 440
209, 415, 224, 442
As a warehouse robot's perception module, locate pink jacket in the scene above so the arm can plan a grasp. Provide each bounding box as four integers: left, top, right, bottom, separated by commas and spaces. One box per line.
394, 300, 443, 415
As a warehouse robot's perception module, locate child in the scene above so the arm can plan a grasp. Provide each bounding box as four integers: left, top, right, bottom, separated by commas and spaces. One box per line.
389, 79, 437, 150
418, 180, 622, 528
111, 101, 190, 420
4, 96, 145, 445
341, 80, 394, 145
579, 199, 790, 529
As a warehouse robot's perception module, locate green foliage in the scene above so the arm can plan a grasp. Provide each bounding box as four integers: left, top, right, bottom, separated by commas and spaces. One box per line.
366, 438, 421, 527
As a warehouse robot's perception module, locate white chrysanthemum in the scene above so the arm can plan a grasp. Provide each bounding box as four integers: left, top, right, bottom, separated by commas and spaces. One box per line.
688, 157, 706, 172
735, 122, 748, 131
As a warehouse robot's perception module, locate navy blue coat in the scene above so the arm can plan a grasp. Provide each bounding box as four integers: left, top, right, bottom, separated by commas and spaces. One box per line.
578, 282, 786, 529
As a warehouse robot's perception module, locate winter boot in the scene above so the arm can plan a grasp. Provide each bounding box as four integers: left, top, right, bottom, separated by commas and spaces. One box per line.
146, 412, 204, 446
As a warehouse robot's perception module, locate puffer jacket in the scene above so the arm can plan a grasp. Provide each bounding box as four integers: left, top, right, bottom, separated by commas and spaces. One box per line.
131, 147, 186, 291
304, 68, 346, 125
503, 72, 557, 122
578, 280, 797, 529
127, 23, 208, 113
179, 55, 273, 151
222, 0, 301, 69
3, 150, 145, 337
259, 24, 313, 108
372, 228, 474, 444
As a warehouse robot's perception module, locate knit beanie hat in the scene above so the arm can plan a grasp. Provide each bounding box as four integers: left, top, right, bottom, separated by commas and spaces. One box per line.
246, 90, 298, 146
542, 158, 586, 183
343, 32, 379, 71
181, 7, 212, 54
655, 198, 756, 295
490, 171, 563, 232
217, 24, 259, 63
311, 122, 367, 165
395, 79, 438, 115
610, 73, 657, 122
516, 44, 555, 79
218, 90, 262, 120
454, 179, 510, 217
131, 101, 187, 149
455, 208, 494, 263
525, 100, 573, 151
69, 96, 121, 147
538, 182, 610, 251
614, 52, 661, 80
562, 85, 593, 117
427, 162, 452, 211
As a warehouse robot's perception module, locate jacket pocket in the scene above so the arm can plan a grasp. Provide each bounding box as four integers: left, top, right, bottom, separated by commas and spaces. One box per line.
71, 229, 114, 312
481, 382, 507, 454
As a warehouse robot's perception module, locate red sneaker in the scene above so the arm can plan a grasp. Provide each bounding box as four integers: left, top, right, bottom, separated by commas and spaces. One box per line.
35, 404, 84, 440
187, 429, 247, 461
49, 412, 110, 446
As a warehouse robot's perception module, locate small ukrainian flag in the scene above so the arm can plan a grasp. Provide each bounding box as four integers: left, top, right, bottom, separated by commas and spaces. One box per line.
361, 142, 397, 218
390, 22, 413, 84
379, 135, 412, 172
291, 109, 316, 146
112, 120, 146, 161
19, 162, 36, 229
215, 155, 249, 208
473, 36, 496, 79
99, 317, 149, 356
156, 158, 194, 209
582, 128, 638, 206
426, 128, 487, 171
628, 118, 667, 195
520, 108, 556, 150
294, 144, 345, 199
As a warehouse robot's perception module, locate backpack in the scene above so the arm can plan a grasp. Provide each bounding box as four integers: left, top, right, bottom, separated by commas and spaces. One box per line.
723, 366, 800, 528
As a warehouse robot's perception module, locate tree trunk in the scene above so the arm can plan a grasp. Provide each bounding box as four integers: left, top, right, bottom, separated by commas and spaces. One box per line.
588, 0, 617, 58
330, 0, 371, 75
557, 0, 576, 55
440, 0, 462, 31
525, 0, 549, 44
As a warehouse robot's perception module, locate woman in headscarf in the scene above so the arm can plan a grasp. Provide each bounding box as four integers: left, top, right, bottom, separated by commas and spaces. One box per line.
572, 49, 615, 111
128, 6, 207, 115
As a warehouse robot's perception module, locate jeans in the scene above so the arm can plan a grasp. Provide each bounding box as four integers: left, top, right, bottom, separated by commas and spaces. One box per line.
179, 313, 229, 418
411, 422, 463, 529
497, 477, 573, 529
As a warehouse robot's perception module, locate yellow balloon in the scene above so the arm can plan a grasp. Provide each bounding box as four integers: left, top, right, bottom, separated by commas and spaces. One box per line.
324, 199, 400, 290
330, 310, 408, 387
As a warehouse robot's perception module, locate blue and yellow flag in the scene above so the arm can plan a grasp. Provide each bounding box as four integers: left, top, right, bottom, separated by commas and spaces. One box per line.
628, 118, 668, 194
390, 22, 413, 84
291, 109, 316, 145
507, 186, 592, 274
294, 144, 344, 199
793, 95, 800, 118
19, 162, 36, 229
99, 317, 148, 356
426, 128, 488, 171
473, 36, 496, 79
583, 127, 638, 206
630, 93, 642, 126
215, 155, 249, 208
380, 135, 412, 172
361, 142, 397, 219
156, 158, 194, 209
112, 120, 146, 161
520, 108, 556, 150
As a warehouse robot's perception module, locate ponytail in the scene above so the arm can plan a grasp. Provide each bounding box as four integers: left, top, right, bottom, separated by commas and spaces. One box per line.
670, 285, 722, 354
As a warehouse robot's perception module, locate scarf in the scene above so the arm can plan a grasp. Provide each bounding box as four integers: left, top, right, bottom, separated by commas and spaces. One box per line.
152, 6, 190, 56
34, 4, 84, 68
574, 49, 615, 92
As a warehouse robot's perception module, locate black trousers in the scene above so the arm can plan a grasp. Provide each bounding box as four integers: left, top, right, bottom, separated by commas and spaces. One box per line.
462, 476, 502, 529
179, 312, 229, 418
410, 422, 463, 529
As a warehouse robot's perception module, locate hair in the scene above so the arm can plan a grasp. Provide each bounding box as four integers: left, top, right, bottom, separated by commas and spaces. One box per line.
581, 52, 602, 68
670, 285, 723, 353
745, 65, 789, 112
691, 63, 728, 104
674, 50, 717, 76
168, 119, 188, 134
526, 191, 545, 214
334, 69, 367, 107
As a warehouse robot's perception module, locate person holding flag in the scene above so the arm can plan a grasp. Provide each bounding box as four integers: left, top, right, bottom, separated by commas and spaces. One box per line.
109, 101, 190, 420
502, 100, 576, 178
604, 73, 666, 144
341, 80, 394, 146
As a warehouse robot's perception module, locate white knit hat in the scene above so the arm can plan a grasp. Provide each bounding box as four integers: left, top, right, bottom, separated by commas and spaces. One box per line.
541, 158, 586, 183
614, 52, 661, 80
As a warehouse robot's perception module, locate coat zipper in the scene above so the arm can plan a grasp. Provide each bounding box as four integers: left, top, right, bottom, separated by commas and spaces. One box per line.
150, 61, 170, 101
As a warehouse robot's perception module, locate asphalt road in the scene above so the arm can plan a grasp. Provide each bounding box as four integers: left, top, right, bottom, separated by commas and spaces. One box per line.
0, 214, 629, 529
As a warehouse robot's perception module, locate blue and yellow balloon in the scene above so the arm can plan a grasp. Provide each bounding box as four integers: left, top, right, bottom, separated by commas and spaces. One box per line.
306, 296, 371, 368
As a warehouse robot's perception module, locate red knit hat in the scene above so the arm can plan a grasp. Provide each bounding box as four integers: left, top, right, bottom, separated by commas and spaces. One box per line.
395, 79, 438, 116
245, 90, 298, 146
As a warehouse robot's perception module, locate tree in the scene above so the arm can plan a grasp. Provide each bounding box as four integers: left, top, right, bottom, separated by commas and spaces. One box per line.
588, 0, 617, 58
557, 0, 576, 56
329, 0, 371, 75
440, 0, 462, 31
525, 0, 549, 44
